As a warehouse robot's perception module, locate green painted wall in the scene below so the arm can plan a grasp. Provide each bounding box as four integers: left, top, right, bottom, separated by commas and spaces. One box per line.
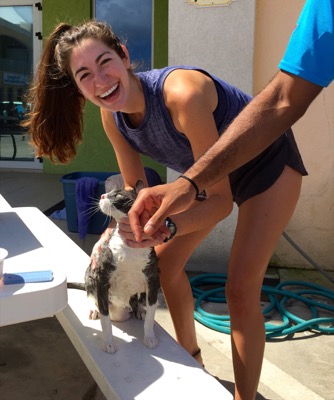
153, 0, 168, 68
43, 0, 168, 181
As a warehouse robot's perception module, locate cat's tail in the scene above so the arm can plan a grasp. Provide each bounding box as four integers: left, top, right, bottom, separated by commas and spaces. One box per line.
67, 282, 86, 291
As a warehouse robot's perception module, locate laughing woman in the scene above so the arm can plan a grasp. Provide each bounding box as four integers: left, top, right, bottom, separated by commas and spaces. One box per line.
26, 20, 306, 400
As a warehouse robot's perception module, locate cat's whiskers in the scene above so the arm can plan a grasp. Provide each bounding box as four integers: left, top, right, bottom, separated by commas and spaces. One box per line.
83, 197, 102, 218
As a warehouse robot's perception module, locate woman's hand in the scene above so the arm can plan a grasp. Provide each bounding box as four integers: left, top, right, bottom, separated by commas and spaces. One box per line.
118, 216, 170, 248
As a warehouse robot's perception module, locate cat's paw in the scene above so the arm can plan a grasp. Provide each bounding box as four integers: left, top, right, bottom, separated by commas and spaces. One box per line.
143, 335, 158, 349
102, 341, 117, 354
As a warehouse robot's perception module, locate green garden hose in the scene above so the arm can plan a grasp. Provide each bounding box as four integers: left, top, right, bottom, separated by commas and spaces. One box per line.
190, 273, 334, 337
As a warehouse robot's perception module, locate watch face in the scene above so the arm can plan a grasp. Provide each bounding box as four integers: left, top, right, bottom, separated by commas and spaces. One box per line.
164, 218, 177, 243
168, 222, 176, 236
166, 217, 176, 236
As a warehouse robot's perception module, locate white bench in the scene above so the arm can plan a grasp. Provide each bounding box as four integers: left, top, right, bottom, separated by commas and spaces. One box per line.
1, 197, 232, 400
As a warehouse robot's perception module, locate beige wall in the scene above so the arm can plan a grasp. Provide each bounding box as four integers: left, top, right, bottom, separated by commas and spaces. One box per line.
255, 1, 334, 271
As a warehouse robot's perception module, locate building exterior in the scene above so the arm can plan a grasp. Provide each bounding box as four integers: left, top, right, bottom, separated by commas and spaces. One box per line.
0, 0, 332, 271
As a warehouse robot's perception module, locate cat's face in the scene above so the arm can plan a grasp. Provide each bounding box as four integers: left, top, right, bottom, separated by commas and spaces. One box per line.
99, 180, 144, 222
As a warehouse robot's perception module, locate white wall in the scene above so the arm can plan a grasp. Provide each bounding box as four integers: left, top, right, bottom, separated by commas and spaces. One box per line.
169, 0, 255, 94
168, 0, 256, 272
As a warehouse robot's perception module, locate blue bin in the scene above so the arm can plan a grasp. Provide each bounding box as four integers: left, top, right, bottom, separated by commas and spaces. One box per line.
61, 168, 163, 235
61, 172, 118, 234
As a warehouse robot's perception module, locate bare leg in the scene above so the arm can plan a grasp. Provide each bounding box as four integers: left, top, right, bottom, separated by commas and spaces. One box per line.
226, 166, 302, 400
155, 225, 214, 365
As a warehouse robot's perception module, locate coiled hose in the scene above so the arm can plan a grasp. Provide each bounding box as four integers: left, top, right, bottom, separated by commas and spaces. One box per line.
190, 276, 334, 338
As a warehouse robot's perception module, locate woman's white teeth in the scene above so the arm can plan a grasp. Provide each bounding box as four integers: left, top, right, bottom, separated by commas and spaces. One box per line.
100, 83, 118, 98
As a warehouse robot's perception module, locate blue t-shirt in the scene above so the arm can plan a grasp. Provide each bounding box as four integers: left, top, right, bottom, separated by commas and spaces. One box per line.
279, 0, 334, 87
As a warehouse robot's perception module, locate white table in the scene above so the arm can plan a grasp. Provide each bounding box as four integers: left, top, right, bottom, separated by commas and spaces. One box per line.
0, 195, 233, 399
0, 196, 68, 326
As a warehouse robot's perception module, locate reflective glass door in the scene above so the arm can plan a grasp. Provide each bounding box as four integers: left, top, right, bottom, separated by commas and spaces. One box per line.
0, 1, 42, 169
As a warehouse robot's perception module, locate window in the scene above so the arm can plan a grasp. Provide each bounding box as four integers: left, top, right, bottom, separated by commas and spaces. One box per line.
0, 0, 42, 169
94, 0, 153, 71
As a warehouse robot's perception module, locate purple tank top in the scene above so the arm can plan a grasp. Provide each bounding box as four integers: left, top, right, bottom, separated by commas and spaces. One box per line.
112, 66, 251, 173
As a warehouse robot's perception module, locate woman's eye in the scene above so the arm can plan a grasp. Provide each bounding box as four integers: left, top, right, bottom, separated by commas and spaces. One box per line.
79, 72, 90, 81
101, 57, 111, 66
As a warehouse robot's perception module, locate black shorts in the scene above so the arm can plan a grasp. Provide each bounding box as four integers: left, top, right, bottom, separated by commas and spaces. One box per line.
229, 128, 307, 206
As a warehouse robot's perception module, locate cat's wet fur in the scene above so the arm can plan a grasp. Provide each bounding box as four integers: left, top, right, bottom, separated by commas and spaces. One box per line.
68, 180, 160, 353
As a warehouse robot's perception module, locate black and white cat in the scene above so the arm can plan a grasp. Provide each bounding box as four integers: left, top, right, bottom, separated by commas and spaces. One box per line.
70, 180, 160, 353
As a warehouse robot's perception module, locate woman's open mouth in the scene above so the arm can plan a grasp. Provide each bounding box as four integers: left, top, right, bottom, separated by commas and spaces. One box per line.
99, 83, 119, 100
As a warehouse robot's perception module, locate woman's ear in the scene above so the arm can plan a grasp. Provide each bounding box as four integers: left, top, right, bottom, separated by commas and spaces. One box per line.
121, 45, 131, 69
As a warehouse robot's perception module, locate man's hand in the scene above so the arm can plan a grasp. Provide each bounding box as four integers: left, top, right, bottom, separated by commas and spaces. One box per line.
118, 217, 168, 248
128, 179, 194, 241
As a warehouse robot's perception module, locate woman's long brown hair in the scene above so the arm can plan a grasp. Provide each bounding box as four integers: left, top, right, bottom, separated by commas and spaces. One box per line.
25, 20, 126, 164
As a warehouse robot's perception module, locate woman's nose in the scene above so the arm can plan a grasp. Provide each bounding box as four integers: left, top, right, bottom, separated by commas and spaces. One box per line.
95, 70, 108, 86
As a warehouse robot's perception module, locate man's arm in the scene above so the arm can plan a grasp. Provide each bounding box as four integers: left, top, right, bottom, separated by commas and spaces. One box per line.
129, 71, 322, 239
184, 70, 322, 191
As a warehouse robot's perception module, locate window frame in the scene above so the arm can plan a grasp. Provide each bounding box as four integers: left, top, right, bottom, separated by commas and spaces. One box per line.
0, 0, 42, 169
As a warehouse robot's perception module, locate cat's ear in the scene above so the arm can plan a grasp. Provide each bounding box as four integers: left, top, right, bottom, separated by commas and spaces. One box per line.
134, 180, 145, 193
